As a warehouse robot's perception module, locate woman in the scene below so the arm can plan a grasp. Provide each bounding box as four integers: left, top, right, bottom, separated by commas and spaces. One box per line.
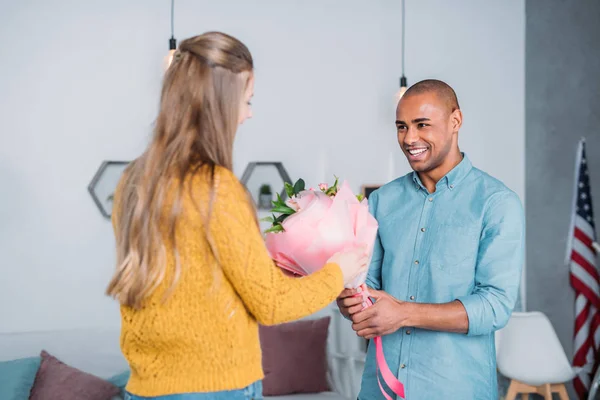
106, 32, 368, 400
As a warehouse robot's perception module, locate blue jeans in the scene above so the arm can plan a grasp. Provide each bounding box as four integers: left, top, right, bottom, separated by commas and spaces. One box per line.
124, 381, 263, 400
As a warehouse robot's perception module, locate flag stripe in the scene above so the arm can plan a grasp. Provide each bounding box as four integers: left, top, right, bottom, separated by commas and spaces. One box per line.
576, 227, 596, 250
580, 370, 591, 388
570, 273, 600, 308
575, 302, 591, 338
576, 215, 596, 239
572, 251, 600, 283
574, 376, 587, 399
574, 332, 593, 365
591, 312, 600, 350
574, 236, 597, 266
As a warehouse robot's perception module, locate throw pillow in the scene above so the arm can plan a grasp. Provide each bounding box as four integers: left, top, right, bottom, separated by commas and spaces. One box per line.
259, 316, 330, 396
29, 350, 120, 400
0, 356, 41, 400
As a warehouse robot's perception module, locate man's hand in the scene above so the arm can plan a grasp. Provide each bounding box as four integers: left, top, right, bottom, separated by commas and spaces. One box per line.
351, 289, 410, 339
336, 288, 369, 319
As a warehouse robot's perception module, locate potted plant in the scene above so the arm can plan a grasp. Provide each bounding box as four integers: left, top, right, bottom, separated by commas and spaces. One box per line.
258, 184, 273, 209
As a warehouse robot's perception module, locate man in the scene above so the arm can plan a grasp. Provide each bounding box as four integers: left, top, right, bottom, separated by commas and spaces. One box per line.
338, 80, 524, 399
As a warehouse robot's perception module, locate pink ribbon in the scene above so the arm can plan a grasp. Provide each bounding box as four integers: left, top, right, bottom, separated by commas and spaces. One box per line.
355, 284, 406, 399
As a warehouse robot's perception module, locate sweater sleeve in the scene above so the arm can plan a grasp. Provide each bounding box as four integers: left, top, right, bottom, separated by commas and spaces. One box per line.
207, 168, 344, 325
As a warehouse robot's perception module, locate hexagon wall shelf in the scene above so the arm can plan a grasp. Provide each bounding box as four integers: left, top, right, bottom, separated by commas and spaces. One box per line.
88, 161, 130, 219
240, 162, 292, 210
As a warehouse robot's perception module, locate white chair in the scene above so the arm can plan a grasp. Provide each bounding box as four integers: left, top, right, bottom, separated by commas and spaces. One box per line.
496, 311, 578, 400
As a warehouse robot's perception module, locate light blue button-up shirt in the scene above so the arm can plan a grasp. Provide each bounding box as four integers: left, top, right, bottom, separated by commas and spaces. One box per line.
358, 155, 524, 400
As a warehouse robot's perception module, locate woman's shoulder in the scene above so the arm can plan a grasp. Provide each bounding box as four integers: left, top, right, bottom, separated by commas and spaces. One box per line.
187, 164, 245, 198
213, 165, 240, 186
185, 165, 253, 224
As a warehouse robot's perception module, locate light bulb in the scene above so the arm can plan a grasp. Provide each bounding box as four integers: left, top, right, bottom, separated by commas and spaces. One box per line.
395, 76, 408, 103
164, 49, 176, 70
164, 37, 177, 71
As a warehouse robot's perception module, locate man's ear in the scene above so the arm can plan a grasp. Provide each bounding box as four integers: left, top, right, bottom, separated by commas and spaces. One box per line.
450, 109, 463, 133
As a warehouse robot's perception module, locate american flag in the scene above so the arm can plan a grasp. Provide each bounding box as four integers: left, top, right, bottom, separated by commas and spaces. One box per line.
567, 138, 599, 399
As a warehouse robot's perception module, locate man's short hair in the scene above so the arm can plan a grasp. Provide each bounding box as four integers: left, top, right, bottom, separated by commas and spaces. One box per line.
402, 79, 460, 113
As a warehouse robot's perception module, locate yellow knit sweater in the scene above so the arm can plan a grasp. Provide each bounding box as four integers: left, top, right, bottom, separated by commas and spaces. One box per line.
112, 166, 343, 397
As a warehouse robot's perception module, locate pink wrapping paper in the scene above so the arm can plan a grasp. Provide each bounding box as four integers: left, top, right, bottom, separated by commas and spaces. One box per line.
264, 181, 378, 288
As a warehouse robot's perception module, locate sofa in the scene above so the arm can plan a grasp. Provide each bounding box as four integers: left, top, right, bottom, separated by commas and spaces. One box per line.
0, 303, 366, 400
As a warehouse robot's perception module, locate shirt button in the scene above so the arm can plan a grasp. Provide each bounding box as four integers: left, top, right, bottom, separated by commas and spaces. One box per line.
414, 260, 419, 265
400, 364, 406, 369
450, 184, 454, 189
428, 197, 433, 202
409, 295, 415, 300
421, 227, 426, 232
406, 330, 411, 335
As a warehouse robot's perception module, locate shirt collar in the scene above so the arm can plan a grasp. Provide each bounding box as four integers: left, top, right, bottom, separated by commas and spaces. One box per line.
412, 153, 473, 192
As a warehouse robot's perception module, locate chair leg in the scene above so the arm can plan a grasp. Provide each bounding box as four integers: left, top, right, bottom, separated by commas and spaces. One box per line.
542, 383, 552, 400
555, 383, 569, 400
505, 380, 520, 400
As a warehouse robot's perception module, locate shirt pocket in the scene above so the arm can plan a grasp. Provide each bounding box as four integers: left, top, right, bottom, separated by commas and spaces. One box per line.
429, 223, 480, 273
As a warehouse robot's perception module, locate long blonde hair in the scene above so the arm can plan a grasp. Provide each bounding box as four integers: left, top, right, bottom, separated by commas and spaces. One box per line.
106, 32, 254, 309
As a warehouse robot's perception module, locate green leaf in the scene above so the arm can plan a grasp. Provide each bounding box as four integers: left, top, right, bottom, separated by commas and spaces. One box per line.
271, 204, 296, 215
284, 182, 295, 199
325, 176, 340, 196
271, 193, 286, 208
265, 224, 285, 234
293, 179, 305, 195
260, 215, 275, 223
356, 194, 365, 202
275, 214, 287, 223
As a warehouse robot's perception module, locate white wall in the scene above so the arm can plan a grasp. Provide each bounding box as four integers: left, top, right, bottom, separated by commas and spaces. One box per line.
0, 0, 525, 333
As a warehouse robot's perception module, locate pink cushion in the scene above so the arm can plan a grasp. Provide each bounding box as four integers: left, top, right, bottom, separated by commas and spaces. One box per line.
259, 317, 330, 396
29, 350, 120, 400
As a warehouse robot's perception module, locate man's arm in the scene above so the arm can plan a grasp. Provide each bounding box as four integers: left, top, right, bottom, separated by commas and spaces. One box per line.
456, 191, 525, 335
352, 191, 524, 338
350, 290, 469, 338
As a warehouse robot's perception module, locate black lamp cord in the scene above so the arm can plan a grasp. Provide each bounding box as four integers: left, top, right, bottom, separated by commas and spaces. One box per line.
169, 0, 176, 50
400, 0, 407, 88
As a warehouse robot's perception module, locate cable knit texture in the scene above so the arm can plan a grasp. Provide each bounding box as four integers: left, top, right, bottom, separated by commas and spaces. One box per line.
112, 165, 343, 397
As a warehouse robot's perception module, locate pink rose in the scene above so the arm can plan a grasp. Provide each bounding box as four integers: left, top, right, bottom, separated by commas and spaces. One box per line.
285, 197, 300, 211
265, 181, 378, 288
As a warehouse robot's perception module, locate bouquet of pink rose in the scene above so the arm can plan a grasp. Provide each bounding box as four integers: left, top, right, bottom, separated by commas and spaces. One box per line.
263, 177, 406, 399
262, 177, 377, 288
